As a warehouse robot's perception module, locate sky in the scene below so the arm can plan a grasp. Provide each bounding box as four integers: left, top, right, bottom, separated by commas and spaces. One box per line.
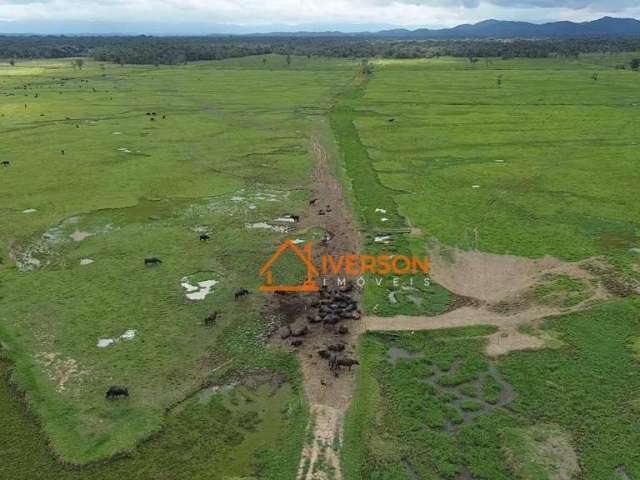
0, 0, 639, 34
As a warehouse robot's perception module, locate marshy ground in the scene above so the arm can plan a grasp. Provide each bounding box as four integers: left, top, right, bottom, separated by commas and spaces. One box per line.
1, 53, 640, 480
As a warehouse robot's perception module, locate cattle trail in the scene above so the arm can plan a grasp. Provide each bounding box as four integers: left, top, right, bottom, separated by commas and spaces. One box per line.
288, 123, 362, 480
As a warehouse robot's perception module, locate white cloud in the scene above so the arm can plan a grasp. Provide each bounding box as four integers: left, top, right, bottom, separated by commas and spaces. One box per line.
0, 0, 638, 29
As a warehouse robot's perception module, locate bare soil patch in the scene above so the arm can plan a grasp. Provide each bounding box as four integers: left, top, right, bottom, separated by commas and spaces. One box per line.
366, 245, 614, 356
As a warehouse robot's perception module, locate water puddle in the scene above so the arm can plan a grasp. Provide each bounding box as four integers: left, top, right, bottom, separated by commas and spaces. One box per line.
387, 347, 424, 365
245, 222, 288, 233
181, 275, 219, 301
70, 230, 93, 242
97, 329, 137, 348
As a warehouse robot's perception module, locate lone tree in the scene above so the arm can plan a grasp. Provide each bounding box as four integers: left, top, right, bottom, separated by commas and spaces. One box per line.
359, 59, 373, 76
497, 74, 503, 88
631, 58, 640, 70
72, 58, 85, 70
286, 54, 292, 66
591, 72, 599, 81
9, 59, 15, 66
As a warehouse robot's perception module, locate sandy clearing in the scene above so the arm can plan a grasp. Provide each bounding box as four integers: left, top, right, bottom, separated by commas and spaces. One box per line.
429, 245, 603, 305
297, 404, 343, 480
366, 246, 612, 356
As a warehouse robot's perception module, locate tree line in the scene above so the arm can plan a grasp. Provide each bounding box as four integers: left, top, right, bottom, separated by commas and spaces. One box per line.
1, 35, 640, 65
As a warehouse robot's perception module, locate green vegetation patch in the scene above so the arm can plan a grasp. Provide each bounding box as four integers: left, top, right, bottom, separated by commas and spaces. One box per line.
0, 57, 354, 464
503, 424, 579, 480
0, 356, 306, 480
533, 274, 591, 308
343, 300, 640, 479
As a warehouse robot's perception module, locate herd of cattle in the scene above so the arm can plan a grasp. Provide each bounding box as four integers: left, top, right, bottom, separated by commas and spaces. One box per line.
278, 283, 360, 377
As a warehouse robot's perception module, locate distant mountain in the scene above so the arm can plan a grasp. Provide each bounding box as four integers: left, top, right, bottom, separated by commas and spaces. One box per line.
0, 16, 638, 38
395, 16, 639, 38
253, 17, 640, 39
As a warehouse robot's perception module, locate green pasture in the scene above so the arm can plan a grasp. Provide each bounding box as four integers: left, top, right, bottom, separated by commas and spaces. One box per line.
0, 56, 354, 467
2, 51, 640, 480
336, 55, 640, 479
342, 55, 640, 269
343, 299, 640, 479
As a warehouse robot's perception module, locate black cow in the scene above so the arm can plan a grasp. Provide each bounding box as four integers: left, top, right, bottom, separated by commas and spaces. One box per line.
309, 198, 318, 206
336, 358, 359, 371
204, 311, 218, 326
1, 161, 10, 167
318, 349, 332, 360
144, 257, 162, 266
234, 288, 250, 301
199, 234, 210, 242
106, 386, 129, 399
327, 343, 345, 352
289, 214, 300, 222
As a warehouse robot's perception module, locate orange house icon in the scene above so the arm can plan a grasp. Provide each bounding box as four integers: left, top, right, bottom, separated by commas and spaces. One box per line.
259, 240, 320, 293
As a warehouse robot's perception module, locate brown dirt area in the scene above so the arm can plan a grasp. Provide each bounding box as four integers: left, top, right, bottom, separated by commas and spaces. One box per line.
365, 245, 616, 356
266, 120, 362, 480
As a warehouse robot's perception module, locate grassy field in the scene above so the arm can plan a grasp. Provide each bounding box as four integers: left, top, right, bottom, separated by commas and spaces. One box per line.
2, 52, 640, 480
0, 55, 354, 469
338, 55, 640, 479
349, 56, 640, 269
343, 300, 640, 479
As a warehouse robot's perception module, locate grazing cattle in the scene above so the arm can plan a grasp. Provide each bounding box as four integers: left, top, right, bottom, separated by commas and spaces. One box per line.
106, 386, 129, 399
291, 339, 303, 347
234, 288, 250, 300
318, 349, 332, 360
144, 257, 162, 266
204, 311, 218, 326
327, 343, 345, 352
318, 210, 325, 216
338, 325, 349, 335
289, 214, 300, 222
291, 325, 309, 337
278, 326, 291, 339
1, 161, 10, 167
328, 353, 339, 371
388, 118, 395, 122
199, 234, 210, 242
336, 358, 359, 371
309, 198, 318, 206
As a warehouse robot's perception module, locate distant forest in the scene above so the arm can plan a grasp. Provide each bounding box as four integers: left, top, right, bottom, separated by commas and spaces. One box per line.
1, 35, 640, 65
